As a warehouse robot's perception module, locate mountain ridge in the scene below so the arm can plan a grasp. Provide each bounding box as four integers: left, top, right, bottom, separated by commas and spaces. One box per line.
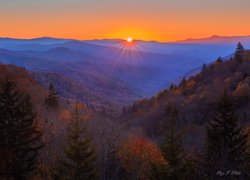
177, 35, 250, 44
1, 35, 250, 44
120, 50, 250, 139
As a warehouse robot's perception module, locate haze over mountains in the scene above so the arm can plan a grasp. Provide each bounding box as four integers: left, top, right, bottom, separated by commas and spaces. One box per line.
0, 35, 249, 109
177, 35, 250, 44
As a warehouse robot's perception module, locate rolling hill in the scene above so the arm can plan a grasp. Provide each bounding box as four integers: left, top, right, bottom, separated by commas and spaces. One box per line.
120, 50, 250, 145
0, 36, 249, 110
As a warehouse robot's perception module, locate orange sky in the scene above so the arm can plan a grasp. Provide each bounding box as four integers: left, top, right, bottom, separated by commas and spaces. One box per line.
0, 0, 250, 42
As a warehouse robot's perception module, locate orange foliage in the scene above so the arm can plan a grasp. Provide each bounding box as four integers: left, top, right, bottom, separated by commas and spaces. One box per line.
186, 80, 195, 89
117, 136, 166, 179
76, 102, 87, 110
59, 109, 71, 122
174, 89, 182, 95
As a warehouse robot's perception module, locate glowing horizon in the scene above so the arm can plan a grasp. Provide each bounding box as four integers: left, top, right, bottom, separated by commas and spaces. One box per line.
0, 0, 250, 42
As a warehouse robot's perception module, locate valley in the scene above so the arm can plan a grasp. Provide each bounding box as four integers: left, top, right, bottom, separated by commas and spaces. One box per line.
1, 36, 247, 110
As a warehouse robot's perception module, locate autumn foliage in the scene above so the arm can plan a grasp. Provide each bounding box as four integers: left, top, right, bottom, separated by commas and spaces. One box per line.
117, 136, 166, 179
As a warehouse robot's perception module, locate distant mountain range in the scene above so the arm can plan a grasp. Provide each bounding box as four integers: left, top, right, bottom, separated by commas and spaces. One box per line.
83, 36, 250, 59
176, 35, 250, 44
0, 35, 249, 108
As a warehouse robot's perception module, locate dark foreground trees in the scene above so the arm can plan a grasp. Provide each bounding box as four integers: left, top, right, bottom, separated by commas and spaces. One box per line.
45, 83, 59, 110
0, 80, 43, 179
235, 42, 245, 62
151, 103, 192, 180
55, 103, 99, 180
205, 91, 249, 179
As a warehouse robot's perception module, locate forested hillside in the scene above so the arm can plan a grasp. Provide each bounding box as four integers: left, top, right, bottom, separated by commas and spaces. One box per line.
122, 47, 250, 138
0, 63, 140, 179
0, 64, 48, 114
0, 37, 240, 111
1, 44, 250, 179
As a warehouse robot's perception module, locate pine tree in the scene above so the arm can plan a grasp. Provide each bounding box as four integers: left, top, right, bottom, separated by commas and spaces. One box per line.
162, 104, 183, 168
235, 42, 245, 63
216, 57, 223, 63
151, 103, 186, 180
56, 103, 98, 180
205, 91, 248, 179
179, 77, 187, 88
0, 80, 43, 179
202, 63, 207, 71
169, 83, 174, 91
45, 83, 59, 110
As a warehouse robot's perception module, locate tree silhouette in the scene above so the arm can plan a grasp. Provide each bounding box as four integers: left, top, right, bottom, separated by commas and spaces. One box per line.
205, 91, 248, 179
216, 57, 223, 63
151, 103, 188, 180
235, 42, 245, 63
45, 83, 59, 110
179, 78, 187, 88
0, 80, 43, 179
202, 63, 207, 71
55, 103, 98, 180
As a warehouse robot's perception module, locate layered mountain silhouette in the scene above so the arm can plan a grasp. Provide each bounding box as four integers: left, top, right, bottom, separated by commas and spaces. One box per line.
177, 35, 250, 44
0, 36, 249, 109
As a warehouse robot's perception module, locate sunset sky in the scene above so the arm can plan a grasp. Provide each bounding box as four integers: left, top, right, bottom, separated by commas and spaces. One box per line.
0, 0, 249, 41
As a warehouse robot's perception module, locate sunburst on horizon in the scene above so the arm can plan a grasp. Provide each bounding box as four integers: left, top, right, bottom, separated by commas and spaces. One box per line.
127, 37, 133, 43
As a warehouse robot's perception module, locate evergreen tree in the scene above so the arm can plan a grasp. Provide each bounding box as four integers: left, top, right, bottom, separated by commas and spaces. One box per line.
45, 83, 59, 110
56, 103, 98, 180
179, 77, 187, 88
169, 83, 174, 91
162, 104, 183, 168
0, 80, 43, 179
235, 42, 245, 62
202, 64, 207, 71
151, 103, 187, 180
205, 91, 248, 179
216, 57, 223, 63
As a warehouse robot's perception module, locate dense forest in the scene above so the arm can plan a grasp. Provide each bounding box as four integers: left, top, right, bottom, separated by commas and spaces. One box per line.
0, 43, 250, 179
122, 43, 250, 136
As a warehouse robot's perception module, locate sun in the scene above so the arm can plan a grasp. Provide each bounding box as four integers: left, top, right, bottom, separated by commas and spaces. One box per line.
127, 37, 133, 43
